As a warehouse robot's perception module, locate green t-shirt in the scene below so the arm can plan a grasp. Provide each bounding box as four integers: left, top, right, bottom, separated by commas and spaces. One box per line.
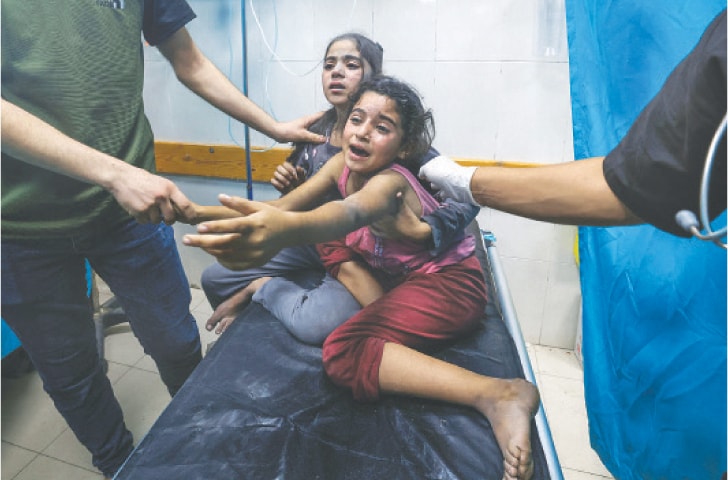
1, 0, 156, 239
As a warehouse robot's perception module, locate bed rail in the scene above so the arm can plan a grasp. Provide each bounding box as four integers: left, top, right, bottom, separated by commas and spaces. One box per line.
481, 229, 564, 480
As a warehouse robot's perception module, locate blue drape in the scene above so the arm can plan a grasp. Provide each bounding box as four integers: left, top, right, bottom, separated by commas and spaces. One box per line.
565, 2, 726, 479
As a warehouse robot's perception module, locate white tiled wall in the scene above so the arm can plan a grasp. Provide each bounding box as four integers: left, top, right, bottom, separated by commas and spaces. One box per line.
143, 0, 580, 349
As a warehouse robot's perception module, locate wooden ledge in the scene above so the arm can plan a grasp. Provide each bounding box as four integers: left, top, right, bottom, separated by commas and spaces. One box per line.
154, 141, 538, 181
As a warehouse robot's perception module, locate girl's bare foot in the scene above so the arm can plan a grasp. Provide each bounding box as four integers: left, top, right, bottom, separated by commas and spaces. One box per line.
476, 378, 540, 480
205, 277, 271, 334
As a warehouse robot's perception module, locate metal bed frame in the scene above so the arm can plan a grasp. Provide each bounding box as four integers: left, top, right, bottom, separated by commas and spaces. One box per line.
480, 229, 564, 480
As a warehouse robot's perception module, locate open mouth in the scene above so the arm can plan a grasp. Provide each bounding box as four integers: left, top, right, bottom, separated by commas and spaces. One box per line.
329, 82, 345, 92
349, 145, 369, 158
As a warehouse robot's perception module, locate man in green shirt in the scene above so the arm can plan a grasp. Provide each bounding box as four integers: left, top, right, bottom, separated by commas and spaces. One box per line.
1, 1, 322, 478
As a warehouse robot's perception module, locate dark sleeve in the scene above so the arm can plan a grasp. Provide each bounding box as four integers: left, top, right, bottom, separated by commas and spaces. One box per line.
142, 0, 197, 46
603, 10, 726, 237
409, 146, 480, 254
407, 146, 439, 187
422, 199, 480, 255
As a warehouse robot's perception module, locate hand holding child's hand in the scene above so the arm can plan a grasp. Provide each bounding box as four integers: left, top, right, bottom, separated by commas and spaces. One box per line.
111, 165, 194, 225
172, 200, 204, 225
182, 194, 291, 270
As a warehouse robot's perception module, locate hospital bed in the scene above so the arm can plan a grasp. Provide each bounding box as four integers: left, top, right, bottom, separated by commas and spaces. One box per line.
114, 223, 564, 479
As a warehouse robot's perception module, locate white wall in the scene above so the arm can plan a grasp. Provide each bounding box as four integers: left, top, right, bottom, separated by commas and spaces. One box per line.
143, 0, 580, 349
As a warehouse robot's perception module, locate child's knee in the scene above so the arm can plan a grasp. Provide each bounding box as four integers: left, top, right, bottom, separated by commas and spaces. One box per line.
322, 333, 353, 385
322, 333, 382, 402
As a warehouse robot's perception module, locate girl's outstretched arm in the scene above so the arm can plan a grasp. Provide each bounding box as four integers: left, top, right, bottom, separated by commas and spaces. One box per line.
176, 153, 345, 225
183, 172, 407, 270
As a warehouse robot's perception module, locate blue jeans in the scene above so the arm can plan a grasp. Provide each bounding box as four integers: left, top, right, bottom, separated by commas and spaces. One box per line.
1, 219, 202, 477
201, 244, 361, 345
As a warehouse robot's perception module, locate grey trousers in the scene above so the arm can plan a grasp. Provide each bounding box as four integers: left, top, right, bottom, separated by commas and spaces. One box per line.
201, 244, 361, 345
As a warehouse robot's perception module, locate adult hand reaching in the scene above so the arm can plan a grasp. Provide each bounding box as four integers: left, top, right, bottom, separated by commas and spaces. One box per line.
271, 111, 327, 144
419, 156, 478, 205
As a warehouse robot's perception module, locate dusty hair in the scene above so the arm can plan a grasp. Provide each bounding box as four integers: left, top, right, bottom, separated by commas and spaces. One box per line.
343, 75, 435, 167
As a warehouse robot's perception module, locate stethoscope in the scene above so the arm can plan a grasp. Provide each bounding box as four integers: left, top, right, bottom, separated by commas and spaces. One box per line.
675, 113, 727, 249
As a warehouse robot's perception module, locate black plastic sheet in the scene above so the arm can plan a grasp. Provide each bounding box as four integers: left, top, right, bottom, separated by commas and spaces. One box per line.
115, 292, 550, 480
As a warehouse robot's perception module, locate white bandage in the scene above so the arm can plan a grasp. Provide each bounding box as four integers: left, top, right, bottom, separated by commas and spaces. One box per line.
419, 155, 478, 205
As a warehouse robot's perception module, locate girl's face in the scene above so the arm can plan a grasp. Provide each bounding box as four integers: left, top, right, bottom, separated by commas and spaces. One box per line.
343, 91, 406, 175
322, 39, 371, 109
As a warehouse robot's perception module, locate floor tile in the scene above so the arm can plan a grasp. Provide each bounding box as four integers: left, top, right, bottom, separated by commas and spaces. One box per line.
525, 342, 540, 374
189, 286, 208, 311
538, 374, 612, 477
1, 442, 37, 480
29, 366, 167, 475
111, 368, 171, 440
12, 454, 102, 480
42, 428, 96, 474
107, 360, 133, 385
191, 304, 221, 355
533, 345, 583, 380
562, 467, 614, 480
93, 274, 114, 306
1, 372, 67, 453
103, 325, 146, 367
132, 354, 160, 374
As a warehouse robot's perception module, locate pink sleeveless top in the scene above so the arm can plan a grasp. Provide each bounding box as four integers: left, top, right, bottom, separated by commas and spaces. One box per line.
338, 163, 475, 275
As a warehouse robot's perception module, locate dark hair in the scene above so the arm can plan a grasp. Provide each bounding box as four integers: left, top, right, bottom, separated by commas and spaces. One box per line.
344, 75, 435, 167
286, 33, 384, 163
324, 32, 384, 78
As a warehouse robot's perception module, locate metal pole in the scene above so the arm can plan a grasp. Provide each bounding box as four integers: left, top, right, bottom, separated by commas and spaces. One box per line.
241, 0, 253, 199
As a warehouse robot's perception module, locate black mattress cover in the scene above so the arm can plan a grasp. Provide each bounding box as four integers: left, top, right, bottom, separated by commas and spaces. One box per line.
115, 256, 550, 480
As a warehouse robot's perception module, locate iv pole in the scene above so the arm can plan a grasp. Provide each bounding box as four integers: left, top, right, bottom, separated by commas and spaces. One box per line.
241, 0, 254, 200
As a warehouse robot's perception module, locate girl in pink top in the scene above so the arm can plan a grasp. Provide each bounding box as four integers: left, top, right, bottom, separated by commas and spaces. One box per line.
185, 76, 539, 480
319, 161, 475, 276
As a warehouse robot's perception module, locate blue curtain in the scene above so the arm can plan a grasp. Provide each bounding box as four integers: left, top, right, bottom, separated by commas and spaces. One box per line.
565, 2, 726, 479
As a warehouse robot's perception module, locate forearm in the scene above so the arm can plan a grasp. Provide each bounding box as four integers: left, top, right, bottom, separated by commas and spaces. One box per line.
159, 29, 279, 140
283, 199, 371, 246
177, 60, 278, 138
182, 176, 398, 271
470, 157, 641, 225
2, 99, 195, 224
267, 188, 323, 212
1, 99, 132, 189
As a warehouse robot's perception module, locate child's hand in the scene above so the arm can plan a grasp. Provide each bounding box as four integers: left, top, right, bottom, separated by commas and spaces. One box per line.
172, 200, 202, 225
182, 194, 292, 270
271, 162, 306, 194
